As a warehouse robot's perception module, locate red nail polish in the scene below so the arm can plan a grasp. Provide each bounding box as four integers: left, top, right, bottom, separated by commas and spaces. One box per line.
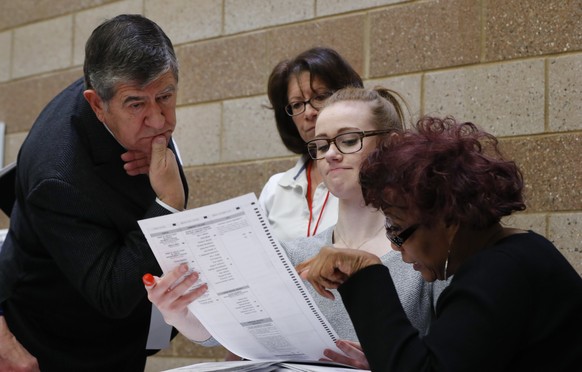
142, 273, 155, 286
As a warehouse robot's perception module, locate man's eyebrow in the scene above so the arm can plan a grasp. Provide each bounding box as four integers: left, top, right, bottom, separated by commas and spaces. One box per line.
122, 95, 145, 105
159, 85, 177, 95
122, 85, 177, 105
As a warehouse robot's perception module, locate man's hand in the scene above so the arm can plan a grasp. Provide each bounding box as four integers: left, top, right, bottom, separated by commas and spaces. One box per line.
0, 317, 40, 372
296, 246, 381, 299
121, 150, 150, 176
149, 136, 185, 210
143, 264, 212, 342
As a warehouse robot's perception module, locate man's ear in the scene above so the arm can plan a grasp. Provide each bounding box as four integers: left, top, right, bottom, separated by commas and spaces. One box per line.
83, 89, 106, 123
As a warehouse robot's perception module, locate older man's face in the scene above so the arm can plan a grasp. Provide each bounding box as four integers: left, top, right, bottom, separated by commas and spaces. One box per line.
86, 70, 178, 154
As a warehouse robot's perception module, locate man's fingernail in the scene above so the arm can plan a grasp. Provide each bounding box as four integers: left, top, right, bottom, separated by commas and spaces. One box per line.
142, 273, 155, 286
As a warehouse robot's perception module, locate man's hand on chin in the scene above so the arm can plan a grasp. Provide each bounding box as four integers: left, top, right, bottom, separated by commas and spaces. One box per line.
121, 149, 150, 176
149, 136, 185, 210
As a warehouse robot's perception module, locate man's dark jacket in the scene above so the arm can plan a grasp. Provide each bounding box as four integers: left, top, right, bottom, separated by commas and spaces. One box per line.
0, 78, 188, 371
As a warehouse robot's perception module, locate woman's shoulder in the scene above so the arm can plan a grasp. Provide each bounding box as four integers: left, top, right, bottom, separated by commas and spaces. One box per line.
461, 230, 579, 285
282, 227, 334, 265
259, 157, 308, 196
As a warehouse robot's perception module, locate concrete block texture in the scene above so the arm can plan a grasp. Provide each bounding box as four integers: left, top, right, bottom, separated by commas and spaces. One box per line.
264, 15, 366, 77
224, 0, 313, 35
369, 0, 481, 77
4, 132, 28, 166
316, 0, 407, 17
221, 95, 291, 163
185, 158, 296, 209
0, 31, 10, 82
174, 103, 222, 167
549, 53, 582, 132
13, 16, 73, 79
548, 213, 582, 274
146, 0, 222, 45
366, 74, 422, 125
0, 0, 116, 30
505, 212, 582, 275
177, 33, 269, 104
0, 69, 81, 134
503, 213, 547, 236
424, 59, 545, 137
73, 0, 143, 66
501, 133, 582, 212
484, 0, 582, 61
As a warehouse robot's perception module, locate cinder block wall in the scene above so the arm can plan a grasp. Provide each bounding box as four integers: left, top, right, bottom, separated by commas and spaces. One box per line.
1, 0, 581, 367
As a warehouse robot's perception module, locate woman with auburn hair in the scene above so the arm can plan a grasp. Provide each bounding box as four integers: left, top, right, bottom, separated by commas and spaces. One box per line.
297, 116, 582, 371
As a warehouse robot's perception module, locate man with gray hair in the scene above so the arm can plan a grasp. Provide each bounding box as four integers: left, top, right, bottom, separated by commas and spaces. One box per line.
0, 14, 187, 371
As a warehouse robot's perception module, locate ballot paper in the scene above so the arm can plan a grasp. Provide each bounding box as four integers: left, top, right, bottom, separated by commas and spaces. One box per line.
162, 359, 368, 371
138, 193, 342, 362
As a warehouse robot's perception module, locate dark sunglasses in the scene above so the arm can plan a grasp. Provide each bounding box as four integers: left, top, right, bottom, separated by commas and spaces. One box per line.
385, 223, 419, 248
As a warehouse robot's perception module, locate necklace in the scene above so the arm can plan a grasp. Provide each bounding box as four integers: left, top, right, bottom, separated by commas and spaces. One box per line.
306, 160, 330, 237
334, 224, 385, 250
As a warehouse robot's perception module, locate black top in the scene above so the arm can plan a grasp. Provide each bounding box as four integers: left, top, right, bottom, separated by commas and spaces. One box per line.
339, 231, 582, 371
0, 78, 188, 371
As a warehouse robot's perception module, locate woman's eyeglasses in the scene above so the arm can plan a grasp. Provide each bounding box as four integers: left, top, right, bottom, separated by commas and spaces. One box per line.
306, 130, 391, 160
385, 221, 419, 248
285, 93, 332, 116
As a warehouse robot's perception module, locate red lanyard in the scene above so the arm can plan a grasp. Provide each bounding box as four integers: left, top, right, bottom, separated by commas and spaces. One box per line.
306, 161, 330, 237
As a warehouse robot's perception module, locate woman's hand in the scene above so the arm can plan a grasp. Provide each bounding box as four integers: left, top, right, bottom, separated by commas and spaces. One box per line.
322, 340, 369, 370
143, 263, 207, 327
296, 246, 381, 299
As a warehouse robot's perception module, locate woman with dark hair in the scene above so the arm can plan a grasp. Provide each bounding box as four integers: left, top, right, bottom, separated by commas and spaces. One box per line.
297, 117, 582, 371
259, 47, 363, 241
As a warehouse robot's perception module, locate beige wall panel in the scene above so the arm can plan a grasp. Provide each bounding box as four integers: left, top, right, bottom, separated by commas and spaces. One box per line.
174, 103, 222, 166
548, 213, 582, 275
0, 213, 8, 229
502, 212, 547, 235
424, 59, 545, 136
369, 0, 480, 77
484, 0, 582, 62
501, 134, 582, 212
13, 16, 73, 79
73, 0, 144, 66
0, 31, 10, 82
0, 0, 116, 30
185, 158, 295, 208
4, 132, 28, 165
366, 74, 422, 124
265, 15, 366, 77
549, 53, 582, 132
225, 0, 313, 35
316, 0, 406, 17
0, 69, 81, 133
146, 0, 222, 46
176, 33, 268, 104
221, 95, 290, 162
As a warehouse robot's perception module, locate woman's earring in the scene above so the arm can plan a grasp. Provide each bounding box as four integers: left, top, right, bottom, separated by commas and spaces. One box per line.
443, 250, 450, 279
